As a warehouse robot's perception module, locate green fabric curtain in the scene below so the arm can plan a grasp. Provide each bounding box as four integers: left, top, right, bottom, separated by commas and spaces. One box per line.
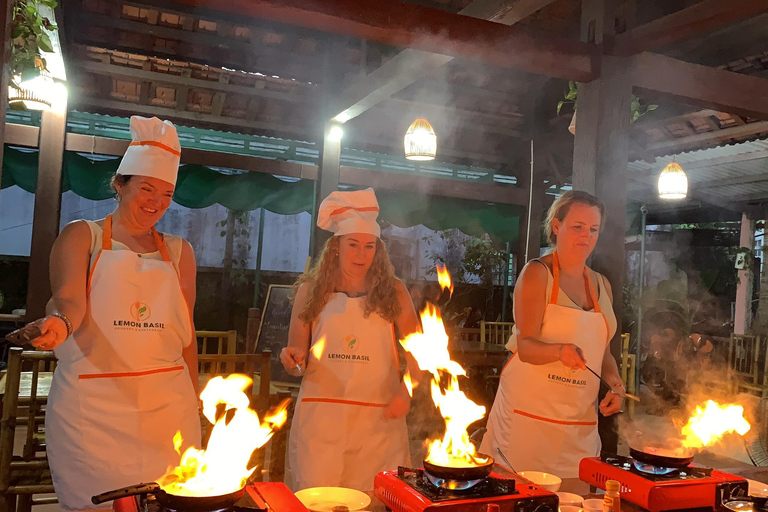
1, 147, 520, 244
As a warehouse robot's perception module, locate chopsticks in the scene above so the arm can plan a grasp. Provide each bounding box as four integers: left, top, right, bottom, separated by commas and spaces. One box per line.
585, 365, 641, 402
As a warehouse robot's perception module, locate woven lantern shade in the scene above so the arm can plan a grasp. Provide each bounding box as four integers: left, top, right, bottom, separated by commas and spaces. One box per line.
404, 118, 437, 161
8, 71, 55, 111
658, 161, 688, 199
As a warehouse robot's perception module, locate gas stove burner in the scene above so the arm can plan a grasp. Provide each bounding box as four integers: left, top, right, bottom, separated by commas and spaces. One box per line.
424, 471, 484, 491
633, 459, 678, 476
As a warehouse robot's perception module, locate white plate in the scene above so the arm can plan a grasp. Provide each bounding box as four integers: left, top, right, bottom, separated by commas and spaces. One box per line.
294, 487, 371, 512
557, 492, 584, 506
748, 478, 768, 497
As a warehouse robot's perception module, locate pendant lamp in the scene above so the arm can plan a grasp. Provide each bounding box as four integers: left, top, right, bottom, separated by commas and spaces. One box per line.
657, 161, 688, 199
404, 118, 437, 161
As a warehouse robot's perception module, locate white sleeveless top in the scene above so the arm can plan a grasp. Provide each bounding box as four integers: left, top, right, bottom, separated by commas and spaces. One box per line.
83, 220, 184, 269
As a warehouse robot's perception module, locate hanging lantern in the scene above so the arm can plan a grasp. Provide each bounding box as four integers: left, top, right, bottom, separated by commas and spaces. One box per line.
404, 118, 437, 161
8, 70, 55, 111
658, 161, 688, 199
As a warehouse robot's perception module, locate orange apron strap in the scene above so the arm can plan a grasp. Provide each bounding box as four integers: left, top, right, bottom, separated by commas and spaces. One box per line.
551, 251, 561, 305
585, 268, 612, 346
151, 228, 172, 263
103, 215, 113, 250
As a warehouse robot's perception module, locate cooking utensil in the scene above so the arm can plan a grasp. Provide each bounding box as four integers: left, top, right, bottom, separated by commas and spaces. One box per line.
584, 365, 640, 402
423, 454, 495, 481
629, 445, 694, 469
92, 483, 245, 512
4, 323, 42, 346
495, 447, 516, 473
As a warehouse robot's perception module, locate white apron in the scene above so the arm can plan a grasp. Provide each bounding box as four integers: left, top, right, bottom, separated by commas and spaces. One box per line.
288, 293, 411, 491
480, 252, 616, 478
46, 216, 201, 511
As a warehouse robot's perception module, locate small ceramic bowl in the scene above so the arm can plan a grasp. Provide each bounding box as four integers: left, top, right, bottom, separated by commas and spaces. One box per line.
583, 498, 604, 512
557, 492, 584, 506
519, 471, 562, 492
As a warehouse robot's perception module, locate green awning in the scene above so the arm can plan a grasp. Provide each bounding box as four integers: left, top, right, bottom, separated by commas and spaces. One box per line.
1, 147, 521, 244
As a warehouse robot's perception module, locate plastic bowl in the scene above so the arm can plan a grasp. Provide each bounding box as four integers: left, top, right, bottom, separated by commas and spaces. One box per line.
519, 471, 562, 492
583, 498, 604, 511
557, 492, 584, 506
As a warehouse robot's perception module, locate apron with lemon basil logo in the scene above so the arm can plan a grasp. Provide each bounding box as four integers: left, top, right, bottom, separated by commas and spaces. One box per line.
481, 253, 617, 479
46, 216, 201, 510
288, 293, 410, 491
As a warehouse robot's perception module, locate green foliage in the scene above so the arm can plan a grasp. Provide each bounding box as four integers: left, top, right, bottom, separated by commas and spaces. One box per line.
557, 81, 658, 123
423, 230, 508, 285
10, 0, 58, 89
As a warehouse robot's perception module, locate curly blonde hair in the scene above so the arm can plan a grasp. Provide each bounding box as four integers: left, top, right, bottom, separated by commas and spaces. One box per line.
295, 236, 402, 324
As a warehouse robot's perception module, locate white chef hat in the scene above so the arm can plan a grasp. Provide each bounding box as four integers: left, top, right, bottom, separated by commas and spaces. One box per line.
317, 188, 381, 238
115, 116, 181, 186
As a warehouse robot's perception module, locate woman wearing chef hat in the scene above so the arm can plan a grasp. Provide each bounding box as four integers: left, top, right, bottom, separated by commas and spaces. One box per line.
480, 190, 624, 479
23, 116, 201, 510
280, 188, 420, 492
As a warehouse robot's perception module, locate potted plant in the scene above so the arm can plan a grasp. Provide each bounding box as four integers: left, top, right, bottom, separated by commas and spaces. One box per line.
9, 0, 59, 108
558, 81, 658, 134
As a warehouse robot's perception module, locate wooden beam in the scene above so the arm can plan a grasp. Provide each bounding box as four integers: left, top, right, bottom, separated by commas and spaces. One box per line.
328, 0, 572, 123
0, 0, 12, 201
645, 121, 768, 154
630, 52, 768, 121
170, 0, 595, 82
610, 0, 768, 57
72, 58, 311, 103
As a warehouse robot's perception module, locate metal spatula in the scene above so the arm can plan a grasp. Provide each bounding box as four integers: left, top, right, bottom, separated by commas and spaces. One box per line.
585, 365, 640, 402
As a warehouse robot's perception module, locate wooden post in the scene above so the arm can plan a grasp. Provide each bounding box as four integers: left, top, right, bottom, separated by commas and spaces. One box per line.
25, 95, 68, 321
0, 0, 13, 202
312, 122, 342, 257
574, 0, 632, 456
734, 213, 754, 335
245, 307, 262, 354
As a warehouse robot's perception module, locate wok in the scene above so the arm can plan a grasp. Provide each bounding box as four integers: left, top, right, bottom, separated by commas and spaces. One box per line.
629, 445, 694, 469
92, 483, 245, 512
423, 454, 495, 481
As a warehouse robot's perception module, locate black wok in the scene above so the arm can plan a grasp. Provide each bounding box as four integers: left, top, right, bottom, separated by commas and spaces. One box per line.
629, 445, 694, 469
424, 454, 495, 481
92, 482, 245, 512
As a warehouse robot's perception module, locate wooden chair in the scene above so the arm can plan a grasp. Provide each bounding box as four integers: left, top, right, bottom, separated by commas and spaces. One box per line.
0, 348, 57, 512
197, 330, 238, 356
728, 334, 767, 396
480, 321, 515, 346
447, 327, 481, 344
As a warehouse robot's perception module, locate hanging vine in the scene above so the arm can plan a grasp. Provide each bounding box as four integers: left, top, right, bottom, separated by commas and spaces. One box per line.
10, 0, 58, 89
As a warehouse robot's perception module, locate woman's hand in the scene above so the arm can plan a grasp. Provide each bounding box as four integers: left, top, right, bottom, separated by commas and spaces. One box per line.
29, 316, 68, 351
384, 384, 411, 420
279, 346, 307, 376
559, 343, 587, 370
599, 384, 625, 416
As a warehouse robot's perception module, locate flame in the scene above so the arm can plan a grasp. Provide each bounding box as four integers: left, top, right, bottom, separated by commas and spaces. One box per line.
157, 375, 290, 496
310, 335, 327, 360
680, 400, 751, 449
404, 370, 414, 397
400, 297, 487, 467
436, 264, 454, 297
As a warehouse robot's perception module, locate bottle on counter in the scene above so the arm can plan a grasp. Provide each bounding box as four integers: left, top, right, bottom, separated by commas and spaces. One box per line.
603, 480, 621, 512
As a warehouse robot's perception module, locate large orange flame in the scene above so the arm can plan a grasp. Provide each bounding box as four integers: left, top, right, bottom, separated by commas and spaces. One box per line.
400, 267, 487, 468
157, 375, 290, 496
436, 264, 454, 297
680, 399, 750, 450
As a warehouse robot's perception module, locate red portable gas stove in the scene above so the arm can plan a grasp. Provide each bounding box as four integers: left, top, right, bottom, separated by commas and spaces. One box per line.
374, 466, 559, 512
579, 454, 749, 512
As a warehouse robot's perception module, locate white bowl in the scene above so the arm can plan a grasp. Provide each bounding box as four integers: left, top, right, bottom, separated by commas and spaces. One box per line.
583, 498, 604, 512
557, 492, 584, 506
560, 507, 584, 512
294, 487, 371, 512
748, 479, 768, 497
519, 471, 562, 491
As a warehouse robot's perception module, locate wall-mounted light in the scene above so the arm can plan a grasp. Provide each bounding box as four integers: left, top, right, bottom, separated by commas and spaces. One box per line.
658, 161, 688, 199
8, 70, 59, 111
327, 124, 344, 142
404, 118, 436, 161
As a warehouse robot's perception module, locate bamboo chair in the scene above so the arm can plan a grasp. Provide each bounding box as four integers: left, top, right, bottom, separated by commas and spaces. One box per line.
0, 348, 57, 512
480, 321, 515, 346
728, 334, 766, 396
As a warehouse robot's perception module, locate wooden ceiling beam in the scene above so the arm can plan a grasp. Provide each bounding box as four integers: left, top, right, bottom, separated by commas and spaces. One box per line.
168, 0, 594, 83
630, 52, 768, 121
327, 0, 565, 124
610, 0, 768, 57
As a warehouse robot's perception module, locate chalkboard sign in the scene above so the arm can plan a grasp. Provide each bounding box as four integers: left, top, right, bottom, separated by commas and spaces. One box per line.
255, 285, 301, 384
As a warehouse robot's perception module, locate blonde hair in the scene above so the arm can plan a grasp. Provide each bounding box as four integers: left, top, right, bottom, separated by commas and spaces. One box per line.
544, 190, 605, 246
295, 236, 402, 324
